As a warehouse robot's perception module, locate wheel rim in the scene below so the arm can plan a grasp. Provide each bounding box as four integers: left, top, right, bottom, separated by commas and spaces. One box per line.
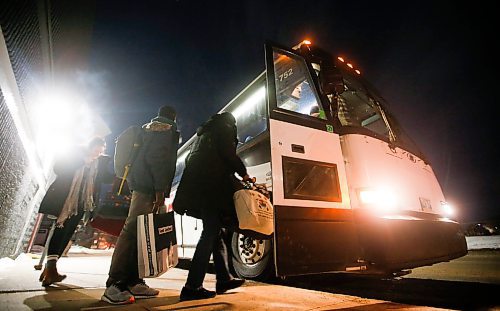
237, 233, 267, 265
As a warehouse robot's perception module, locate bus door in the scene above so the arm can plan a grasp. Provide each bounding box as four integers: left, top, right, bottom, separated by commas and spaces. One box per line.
265, 43, 362, 276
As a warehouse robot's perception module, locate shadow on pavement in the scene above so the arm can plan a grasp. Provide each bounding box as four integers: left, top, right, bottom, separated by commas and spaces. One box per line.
22, 288, 182, 310
279, 273, 500, 310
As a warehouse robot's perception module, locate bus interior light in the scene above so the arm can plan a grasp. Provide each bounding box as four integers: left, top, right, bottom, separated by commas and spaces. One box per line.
231, 86, 265, 119
177, 151, 189, 165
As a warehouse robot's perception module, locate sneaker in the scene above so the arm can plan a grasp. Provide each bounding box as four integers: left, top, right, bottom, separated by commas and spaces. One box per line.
127, 280, 159, 299
101, 284, 135, 305
216, 278, 245, 294
180, 286, 216, 301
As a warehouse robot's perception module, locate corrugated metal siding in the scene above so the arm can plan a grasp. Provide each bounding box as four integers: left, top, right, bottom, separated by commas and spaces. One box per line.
0, 90, 40, 257
0, 0, 95, 258
0, 1, 46, 258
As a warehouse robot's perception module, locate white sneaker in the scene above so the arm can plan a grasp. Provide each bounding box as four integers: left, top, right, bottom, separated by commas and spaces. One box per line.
128, 281, 159, 299
101, 284, 135, 305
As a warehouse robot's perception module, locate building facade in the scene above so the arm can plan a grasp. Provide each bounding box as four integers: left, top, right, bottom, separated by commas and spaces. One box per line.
0, 0, 95, 258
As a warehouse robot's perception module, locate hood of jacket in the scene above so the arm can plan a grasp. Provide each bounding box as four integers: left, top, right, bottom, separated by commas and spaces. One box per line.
143, 116, 177, 132
196, 112, 235, 136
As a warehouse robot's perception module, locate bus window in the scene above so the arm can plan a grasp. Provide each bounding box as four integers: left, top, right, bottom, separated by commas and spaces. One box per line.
273, 52, 327, 120
231, 85, 267, 144
337, 77, 391, 138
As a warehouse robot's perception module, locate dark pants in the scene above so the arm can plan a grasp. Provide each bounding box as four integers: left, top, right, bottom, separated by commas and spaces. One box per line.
106, 191, 153, 287
185, 208, 231, 289
47, 208, 84, 258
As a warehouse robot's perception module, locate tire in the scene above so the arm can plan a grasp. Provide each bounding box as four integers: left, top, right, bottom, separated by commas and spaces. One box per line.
230, 231, 274, 281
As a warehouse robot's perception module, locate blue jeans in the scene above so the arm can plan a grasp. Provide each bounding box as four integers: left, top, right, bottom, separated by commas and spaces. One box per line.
185, 208, 231, 289
106, 191, 153, 287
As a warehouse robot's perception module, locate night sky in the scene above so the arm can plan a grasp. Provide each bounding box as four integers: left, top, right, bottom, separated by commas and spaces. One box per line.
82, 1, 498, 223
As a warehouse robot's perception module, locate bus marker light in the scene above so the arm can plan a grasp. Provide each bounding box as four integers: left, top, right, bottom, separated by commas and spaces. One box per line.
345, 265, 367, 271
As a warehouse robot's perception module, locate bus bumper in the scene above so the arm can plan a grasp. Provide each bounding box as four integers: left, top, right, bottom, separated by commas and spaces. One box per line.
354, 211, 468, 272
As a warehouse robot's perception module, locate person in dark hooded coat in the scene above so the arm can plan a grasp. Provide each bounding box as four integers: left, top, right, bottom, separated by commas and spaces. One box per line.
173, 112, 252, 301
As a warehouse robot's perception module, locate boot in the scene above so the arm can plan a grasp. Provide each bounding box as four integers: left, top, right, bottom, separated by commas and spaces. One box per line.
39, 267, 46, 282
41, 260, 66, 287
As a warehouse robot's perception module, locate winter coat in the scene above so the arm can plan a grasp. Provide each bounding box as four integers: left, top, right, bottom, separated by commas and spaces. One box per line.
127, 116, 179, 195
38, 150, 112, 217
173, 113, 247, 219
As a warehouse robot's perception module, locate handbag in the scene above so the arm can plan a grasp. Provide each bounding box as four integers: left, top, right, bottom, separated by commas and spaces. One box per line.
94, 179, 131, 219
90, 179, 130, 236
137, 211, 178, 278
233, 181, 274, 239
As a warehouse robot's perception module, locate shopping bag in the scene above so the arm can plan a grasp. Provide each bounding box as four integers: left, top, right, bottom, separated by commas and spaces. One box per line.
233, 188, 274, 238
137, 211, 178, 278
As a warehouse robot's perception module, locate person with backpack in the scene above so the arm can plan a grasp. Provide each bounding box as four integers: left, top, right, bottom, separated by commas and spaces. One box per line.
38, 137, 111, 286
173, 112, 251, 301
102, 106, 179, 305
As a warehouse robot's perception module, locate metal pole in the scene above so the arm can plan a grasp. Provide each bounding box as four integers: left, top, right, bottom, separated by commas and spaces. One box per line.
34, 217, 56, 270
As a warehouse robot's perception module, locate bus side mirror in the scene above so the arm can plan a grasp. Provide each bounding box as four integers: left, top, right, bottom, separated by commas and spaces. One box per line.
320, 67, 344, 95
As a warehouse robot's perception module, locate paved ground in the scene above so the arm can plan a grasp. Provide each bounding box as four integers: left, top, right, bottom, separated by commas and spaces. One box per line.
280, 250, 500, 310
0, 250, 452, 310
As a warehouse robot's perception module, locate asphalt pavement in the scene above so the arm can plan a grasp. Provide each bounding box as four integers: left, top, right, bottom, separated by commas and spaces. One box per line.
0, 249, 452, 310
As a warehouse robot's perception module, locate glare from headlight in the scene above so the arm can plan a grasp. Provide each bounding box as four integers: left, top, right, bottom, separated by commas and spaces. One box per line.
441, 201, 454, 217
359, 188, 398, 211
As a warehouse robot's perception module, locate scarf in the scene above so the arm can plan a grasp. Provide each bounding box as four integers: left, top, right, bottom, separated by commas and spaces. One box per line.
56, 159, 98, 226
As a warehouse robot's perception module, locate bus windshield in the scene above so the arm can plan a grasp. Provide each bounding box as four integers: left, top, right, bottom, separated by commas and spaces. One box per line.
337, 76, 390, 138
336, 72, 423, 158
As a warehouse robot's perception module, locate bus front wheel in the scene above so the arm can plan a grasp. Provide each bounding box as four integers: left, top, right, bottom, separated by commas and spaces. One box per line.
230, 232, 274, 281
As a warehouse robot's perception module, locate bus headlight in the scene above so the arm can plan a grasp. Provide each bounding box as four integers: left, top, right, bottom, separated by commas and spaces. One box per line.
441, 201, 454, 217
358, 188, 398, 212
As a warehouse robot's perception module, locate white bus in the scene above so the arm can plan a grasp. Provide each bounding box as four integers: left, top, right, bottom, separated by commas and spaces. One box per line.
168, 40, 467, 280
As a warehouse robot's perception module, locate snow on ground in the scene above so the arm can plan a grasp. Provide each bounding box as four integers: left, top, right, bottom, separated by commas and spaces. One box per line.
0, 253, 34, 272
67, 245, 114, 255
466, 235, 500, 250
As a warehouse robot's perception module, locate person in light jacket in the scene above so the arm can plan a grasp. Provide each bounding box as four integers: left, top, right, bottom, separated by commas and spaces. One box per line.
38, 137, 110, 286
102, 105, 179, 305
